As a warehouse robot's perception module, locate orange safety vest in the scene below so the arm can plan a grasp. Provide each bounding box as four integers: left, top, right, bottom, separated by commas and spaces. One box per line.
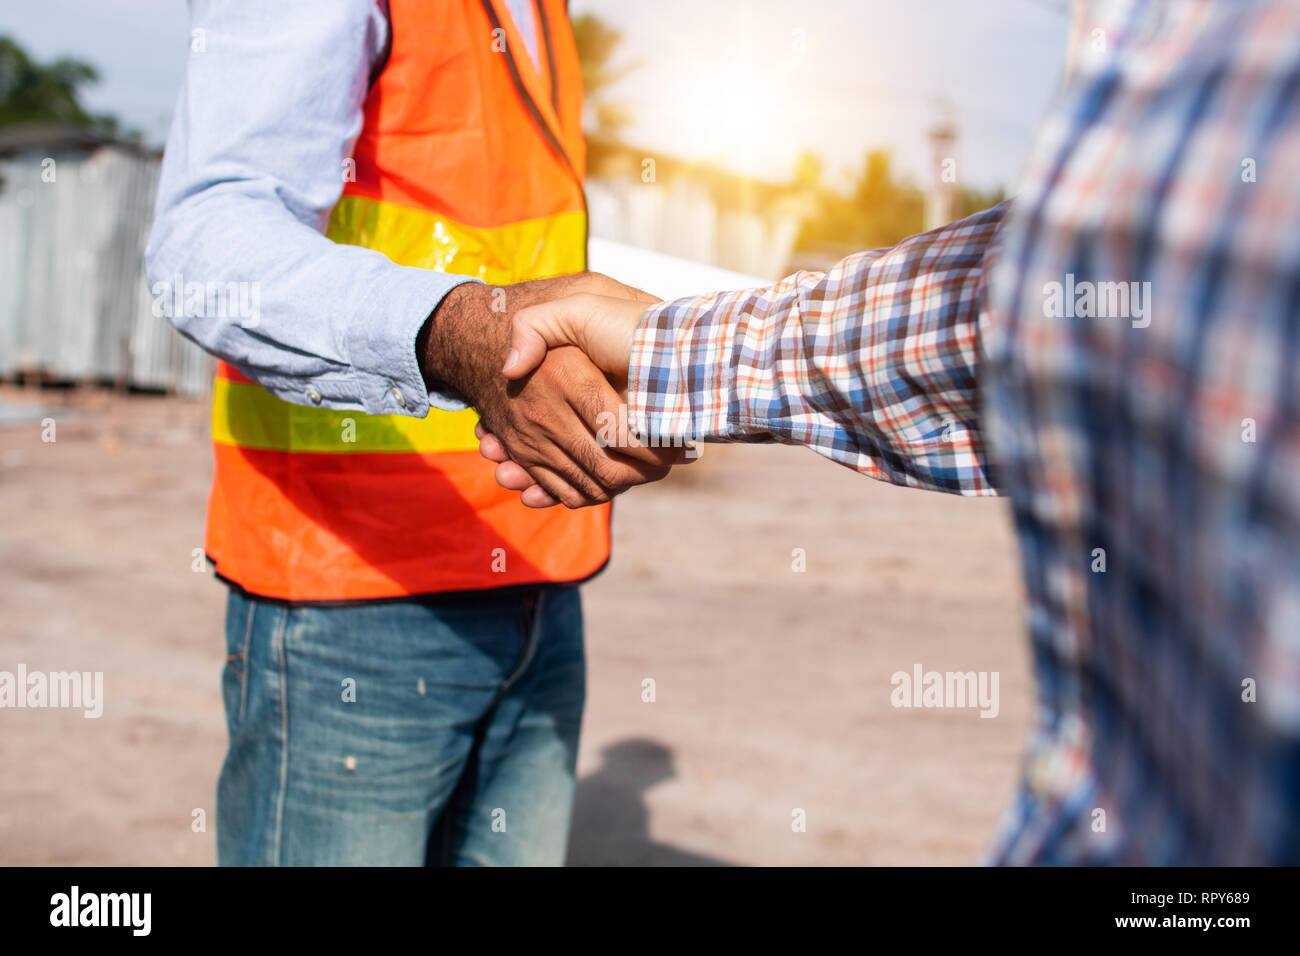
205, 0, 611, 603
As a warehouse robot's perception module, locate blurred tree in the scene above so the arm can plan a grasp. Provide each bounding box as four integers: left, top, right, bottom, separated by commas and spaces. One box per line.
0, 35, 120, 133
795, 148, 922, 253
793, 150, 823, 192
849, 149, 926, 247
954, 182, 1006, 221
572, 14, 634, 140
793, 147, 1004, 259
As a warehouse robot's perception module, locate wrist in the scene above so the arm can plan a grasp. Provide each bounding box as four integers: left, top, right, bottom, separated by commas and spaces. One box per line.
417, 282, 508, 404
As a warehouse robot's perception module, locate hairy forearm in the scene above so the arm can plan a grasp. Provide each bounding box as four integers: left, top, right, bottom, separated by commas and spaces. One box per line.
416, 283, 509, 408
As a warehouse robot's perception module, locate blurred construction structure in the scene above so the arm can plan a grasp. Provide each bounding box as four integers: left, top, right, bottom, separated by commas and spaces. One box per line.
586, 138, 812, 280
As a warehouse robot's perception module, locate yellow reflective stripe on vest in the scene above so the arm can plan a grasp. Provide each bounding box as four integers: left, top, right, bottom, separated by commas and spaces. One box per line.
212, 377, 481, 453
216, 199, 586, 455
327, 195, 587, 282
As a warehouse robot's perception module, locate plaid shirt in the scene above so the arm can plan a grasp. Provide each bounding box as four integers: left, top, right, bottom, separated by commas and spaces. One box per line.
628, 0, 1300, 865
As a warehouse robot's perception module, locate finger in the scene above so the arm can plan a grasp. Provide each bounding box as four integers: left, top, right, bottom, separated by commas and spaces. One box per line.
602, 447, 677, 485
504, 294, 644, 380
477, 430, 510, 463
523, 458, 607, 509
520, 484, 560, 508
565, 414, 674, 494
497, 345, 661, 505
488, 454, 550, 503
603, 430, 692, 468
496, 419, 614, 506
494, 460, 535, 491
572, 372, 688, 472
618, 443, 690, 469
496, 464, 556, 506
502, 300, 574, 379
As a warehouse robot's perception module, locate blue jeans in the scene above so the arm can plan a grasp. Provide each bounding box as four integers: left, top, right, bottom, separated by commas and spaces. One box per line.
216, 585, 585, 865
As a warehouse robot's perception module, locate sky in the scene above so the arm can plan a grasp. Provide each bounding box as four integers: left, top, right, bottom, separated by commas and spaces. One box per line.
0, 0, 1071, 192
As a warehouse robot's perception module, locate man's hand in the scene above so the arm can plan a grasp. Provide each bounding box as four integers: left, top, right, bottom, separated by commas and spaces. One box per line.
501, 293, 649, 382
418, 273, 679, 509
476, 292, 684, 508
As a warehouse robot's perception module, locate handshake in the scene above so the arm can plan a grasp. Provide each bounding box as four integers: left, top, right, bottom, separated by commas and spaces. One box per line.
420, 271, 692, 510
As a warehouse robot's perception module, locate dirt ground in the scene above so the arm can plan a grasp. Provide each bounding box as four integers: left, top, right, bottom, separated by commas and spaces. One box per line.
0, 383, 1030, 866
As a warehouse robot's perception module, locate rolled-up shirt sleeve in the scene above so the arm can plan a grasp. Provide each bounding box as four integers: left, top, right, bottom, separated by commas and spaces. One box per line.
145, 0, 477, 418
626, 203, 1009, 495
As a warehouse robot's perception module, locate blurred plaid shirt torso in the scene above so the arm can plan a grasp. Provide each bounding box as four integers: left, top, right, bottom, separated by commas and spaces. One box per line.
628, 0, 1300, 864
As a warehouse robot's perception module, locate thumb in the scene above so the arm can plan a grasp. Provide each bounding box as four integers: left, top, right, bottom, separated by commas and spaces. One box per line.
501, 303, 564, 379
502, 293, 641, 380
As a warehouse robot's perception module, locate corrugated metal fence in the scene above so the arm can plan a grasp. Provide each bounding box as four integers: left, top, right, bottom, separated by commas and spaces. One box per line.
0, 145, 213, 397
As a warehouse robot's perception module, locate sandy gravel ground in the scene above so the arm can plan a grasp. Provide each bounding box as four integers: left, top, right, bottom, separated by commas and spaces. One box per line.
0, 384, 1029, 865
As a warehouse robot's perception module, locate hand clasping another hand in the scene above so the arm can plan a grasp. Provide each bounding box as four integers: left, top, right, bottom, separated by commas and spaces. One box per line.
475, 292, 688, 508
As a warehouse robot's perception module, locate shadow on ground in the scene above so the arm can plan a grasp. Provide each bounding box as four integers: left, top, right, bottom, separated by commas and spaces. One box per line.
566, 738, 734, 866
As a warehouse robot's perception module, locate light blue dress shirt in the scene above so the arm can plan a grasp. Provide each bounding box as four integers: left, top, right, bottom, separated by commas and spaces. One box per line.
146, 0, 541, 418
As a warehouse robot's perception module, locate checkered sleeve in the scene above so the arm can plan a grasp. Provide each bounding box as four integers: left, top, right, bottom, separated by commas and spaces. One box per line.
627, 202, 1008, 495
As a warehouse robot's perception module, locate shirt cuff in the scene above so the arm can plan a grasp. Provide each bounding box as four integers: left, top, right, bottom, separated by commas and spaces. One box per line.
627, 290, 742, 445
346, 267, 483, 417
